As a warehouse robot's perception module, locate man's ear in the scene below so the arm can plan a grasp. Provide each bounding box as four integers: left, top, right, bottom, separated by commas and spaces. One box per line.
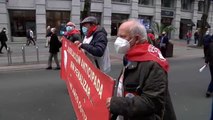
135, 35, 141, 44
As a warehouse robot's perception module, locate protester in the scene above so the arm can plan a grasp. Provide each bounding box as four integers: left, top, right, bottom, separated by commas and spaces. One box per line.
204, 36, 213, 97
106, 19, 176, 120
46, 28, 61, 70
159, 31, 169, 57
45, 26, 51, 47
0, 28, 8, 54
74, 16, 111, 73
186, 30, 192, 45
194, 29, 199, 45
26, 28, 36, 46
63, 21, 81, 42
147, 29, 156, 46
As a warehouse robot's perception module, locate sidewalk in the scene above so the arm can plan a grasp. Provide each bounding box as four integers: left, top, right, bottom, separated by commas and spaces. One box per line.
0, 39, 204, 72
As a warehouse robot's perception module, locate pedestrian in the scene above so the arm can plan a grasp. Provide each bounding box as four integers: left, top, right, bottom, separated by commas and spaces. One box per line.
46, 28, 61, 70
204, 31, 212, 58
0, 28, 8, 54
186, 30, 192, 45
147, 29, 156, 46
45, 26, 51, 48
26, 28, 36, 46
74, 16, 111, 73
204, 36, 213, 97
159, 31, 169, 57
194, 29, 199, 45
106, 19, 176, 120
63, 21, 81, 42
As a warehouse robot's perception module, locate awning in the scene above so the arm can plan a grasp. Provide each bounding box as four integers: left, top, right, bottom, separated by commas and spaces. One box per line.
180, 19, 195, 26
197, 20, 211, 28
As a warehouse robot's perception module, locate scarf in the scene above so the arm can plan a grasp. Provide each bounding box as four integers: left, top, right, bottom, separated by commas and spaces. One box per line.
86, 25, 97, 38
66, 29, 80, 36
126, 42, 169, 72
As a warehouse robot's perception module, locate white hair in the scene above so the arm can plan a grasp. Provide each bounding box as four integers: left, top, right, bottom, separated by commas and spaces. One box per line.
128, 19, 147, 42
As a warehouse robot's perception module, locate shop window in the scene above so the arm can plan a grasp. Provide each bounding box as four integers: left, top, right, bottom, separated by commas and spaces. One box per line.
9, 10, 35, 37
181, 0, 192, 10
46, 11, 70, 35
112, 0, 130, 3
198, 1, 204, 12
111, 13, 129, 36
139, 0, 153, 6
162, 0, 174, 8
138, 15, 152, 29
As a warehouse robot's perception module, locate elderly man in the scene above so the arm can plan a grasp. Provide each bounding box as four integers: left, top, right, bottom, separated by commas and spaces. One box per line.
75, 16, 111, 73
46, 28, 61, 70
106, 19, 176, 120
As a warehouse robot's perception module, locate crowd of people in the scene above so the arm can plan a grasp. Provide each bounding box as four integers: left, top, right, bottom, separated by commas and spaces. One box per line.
43, 17, 178, 119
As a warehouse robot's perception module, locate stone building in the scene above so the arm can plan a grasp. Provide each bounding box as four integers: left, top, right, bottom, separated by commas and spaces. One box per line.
0, 0, 212, 42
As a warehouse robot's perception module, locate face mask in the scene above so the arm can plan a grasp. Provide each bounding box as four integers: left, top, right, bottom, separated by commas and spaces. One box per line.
82, 26, 88, 36
114, 37, 131, 54
66, 26, 73, 32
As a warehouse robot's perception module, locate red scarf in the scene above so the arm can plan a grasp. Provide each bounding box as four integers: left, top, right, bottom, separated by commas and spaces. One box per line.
66, 29, 80, 36
86, 25, 97, 38
126, 42, 169, 72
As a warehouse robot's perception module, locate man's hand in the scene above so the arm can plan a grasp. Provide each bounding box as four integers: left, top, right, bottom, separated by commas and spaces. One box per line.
106, 97, 111, 110
74, 41, 82, 48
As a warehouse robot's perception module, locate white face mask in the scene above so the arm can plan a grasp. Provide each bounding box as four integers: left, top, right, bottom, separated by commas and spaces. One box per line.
114, 37, 131, 54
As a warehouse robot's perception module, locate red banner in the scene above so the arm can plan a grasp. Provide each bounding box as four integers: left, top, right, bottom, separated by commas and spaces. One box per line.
60, 37, 115, 120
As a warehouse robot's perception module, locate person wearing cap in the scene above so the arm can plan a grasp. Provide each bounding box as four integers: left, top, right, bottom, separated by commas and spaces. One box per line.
75, 16, 111, 73
0, 28, 8, 54
159, 31, 169, 57
63, 21, 81, 42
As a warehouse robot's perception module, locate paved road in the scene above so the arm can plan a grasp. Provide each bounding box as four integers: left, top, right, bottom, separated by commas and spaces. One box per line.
0, 39, 212, 120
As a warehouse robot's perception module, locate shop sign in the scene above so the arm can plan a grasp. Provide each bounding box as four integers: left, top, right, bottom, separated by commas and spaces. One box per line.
161, 10, 174, 17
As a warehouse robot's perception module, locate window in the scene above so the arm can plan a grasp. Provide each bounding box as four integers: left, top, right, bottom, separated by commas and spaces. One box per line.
111, 13, 129, 36
112, 0, 130, 3
46, 11, 70, 35
198, 1, 204, 12
138, 15, 152, 29
181, 0, 192, 10
139, 0, 153, 5
162, 0, 174, 8
9, 10, 35, 37
90, 12, 102, 25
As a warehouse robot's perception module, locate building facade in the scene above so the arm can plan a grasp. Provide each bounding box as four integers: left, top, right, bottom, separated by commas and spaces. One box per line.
0, 0, 213, 42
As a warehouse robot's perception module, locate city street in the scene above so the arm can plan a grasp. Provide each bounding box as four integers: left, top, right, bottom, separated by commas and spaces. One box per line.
0, 40, 212, 120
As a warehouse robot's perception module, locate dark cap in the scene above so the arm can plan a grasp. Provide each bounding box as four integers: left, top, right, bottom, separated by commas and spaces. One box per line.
81, 16, 98, 25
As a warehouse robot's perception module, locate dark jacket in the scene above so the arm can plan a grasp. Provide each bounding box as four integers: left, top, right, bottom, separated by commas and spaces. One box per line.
0, 31, 8, 42
49, 33, 60, 54
80, 26, 108, 57
204, 34, 212, 47
160, 35, 169, 44
110, 61, 176, 120
46, 31, 52, 37
205, 41, 213, 65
